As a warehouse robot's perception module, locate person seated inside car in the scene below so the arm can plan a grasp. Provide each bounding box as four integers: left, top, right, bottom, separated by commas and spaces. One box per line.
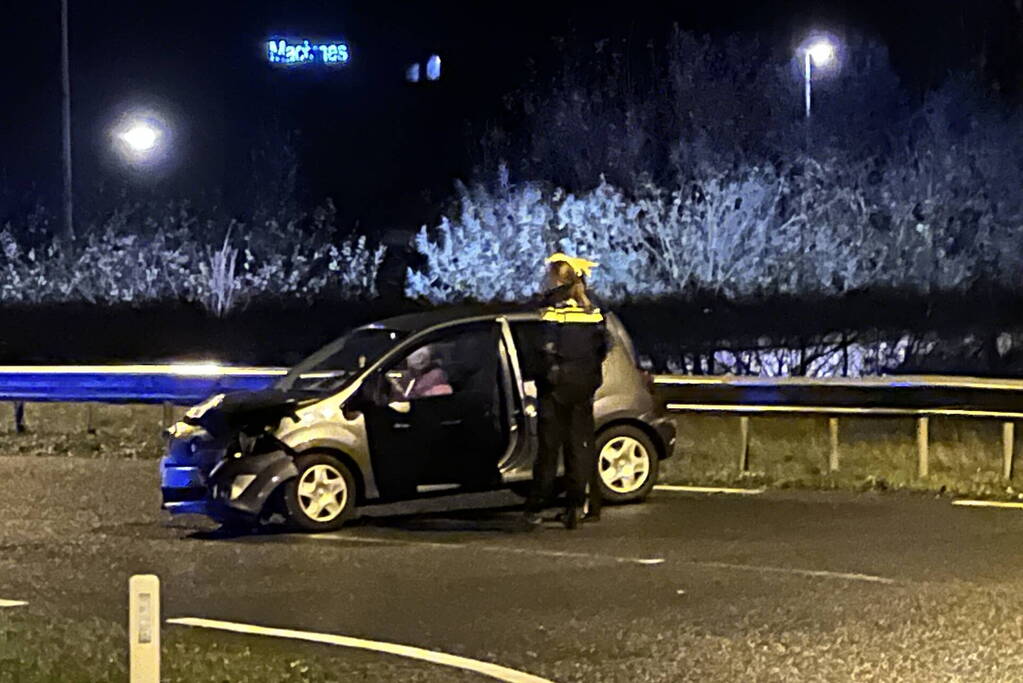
404, 345, 454, 399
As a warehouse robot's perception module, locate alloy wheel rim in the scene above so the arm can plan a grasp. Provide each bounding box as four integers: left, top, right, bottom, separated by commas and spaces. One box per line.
297, 464, 348, 522
598, 436, 651, 494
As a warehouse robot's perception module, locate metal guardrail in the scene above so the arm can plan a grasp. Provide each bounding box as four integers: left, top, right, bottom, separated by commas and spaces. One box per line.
654, 375, 1023, 481
9, 365, 1020, 411
654, 374, 1023, 419
2, 366, 1022, 482
0, 365, 285, 404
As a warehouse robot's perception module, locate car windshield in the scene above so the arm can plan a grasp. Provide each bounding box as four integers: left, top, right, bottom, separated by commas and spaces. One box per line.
275, 327, 408, 394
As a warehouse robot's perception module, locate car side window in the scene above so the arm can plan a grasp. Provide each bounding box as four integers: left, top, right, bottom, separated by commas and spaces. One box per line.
386, 327, 496, 401
510, 322, 549, 382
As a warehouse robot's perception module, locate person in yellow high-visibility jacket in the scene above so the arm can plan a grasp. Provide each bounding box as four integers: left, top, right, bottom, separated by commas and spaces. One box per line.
524, 254, 609, 530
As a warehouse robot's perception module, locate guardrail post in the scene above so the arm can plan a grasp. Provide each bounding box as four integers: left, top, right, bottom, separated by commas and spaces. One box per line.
129, 574, 160, 683
738, 416, 750, 473
86, 403, 96, 435
828, 417, 840, 473
917, 417, 929, 478
1003, 422, 1015, 481
161, 402, 174, 430
13, 402, 25, 434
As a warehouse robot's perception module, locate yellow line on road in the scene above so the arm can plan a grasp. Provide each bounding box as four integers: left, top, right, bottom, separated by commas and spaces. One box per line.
0, 598, 28, 608
952, 500, 1023, 510
167, 617, 555, 683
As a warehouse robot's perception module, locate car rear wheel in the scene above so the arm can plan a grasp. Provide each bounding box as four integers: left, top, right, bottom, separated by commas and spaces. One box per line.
596, 425, 658, 504
282, 453, 357, 532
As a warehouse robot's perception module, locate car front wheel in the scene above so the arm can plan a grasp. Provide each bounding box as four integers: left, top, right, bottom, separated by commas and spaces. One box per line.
282, 453, 357, 532
595, 425, 658, 504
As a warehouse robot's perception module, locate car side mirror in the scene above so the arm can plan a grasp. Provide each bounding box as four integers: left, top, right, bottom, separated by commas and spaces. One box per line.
367, 370, 391, 404
342, 392, 367, 420
342, 371, 385, 419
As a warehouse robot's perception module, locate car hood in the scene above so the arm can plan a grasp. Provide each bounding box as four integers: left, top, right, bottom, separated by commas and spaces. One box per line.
183, 389, 315, 440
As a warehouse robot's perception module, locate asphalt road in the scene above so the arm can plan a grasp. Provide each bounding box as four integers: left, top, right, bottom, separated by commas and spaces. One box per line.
3, 456, 1023, 681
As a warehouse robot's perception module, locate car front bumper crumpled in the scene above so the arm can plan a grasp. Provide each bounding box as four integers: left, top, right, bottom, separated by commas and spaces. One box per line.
160, 430, 299, 522
160, 431, 224, 517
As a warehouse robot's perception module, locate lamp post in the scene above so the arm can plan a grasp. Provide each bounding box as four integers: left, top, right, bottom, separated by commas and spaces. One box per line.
797, 36, 836, 294
61, 0, 73, 239
803, 39, 835, 119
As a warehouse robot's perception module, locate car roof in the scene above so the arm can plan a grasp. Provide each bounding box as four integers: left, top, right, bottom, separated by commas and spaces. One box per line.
367, 305, 541, 333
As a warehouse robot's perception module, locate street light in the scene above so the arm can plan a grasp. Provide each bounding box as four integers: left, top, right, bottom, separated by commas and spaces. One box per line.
112, 112, 169, 166
802, 37, 836, 118
119, 122, 159, 153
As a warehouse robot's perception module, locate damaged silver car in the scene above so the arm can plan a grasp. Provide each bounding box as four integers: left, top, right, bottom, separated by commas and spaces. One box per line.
160, 307, 677, 531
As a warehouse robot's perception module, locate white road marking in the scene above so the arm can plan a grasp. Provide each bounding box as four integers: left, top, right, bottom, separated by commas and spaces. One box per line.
655, 484, 765, 495
477, 545, 665, 566
0, 598, 28, 608
689, 560, 895, 585
167, 617, 555, 683
309, 533, 665, 566
953, 499, 1023, 510
311, 534, 459, 550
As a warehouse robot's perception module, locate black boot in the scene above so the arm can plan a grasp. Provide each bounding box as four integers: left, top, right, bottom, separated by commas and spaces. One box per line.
562, 507, 581, 530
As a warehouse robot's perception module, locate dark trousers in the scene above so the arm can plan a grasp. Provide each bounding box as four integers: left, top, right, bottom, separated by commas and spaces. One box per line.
527, 394, 601, 514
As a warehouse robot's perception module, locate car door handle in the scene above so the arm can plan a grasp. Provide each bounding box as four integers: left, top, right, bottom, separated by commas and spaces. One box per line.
440, 419, 462, 427
393, 423, 411, 430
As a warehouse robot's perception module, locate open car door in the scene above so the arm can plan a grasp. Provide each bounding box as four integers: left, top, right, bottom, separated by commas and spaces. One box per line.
361, 323, 508, 499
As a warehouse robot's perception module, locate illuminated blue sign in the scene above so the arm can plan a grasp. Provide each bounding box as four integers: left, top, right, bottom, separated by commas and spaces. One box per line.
426, 55, 441, 81
267, 39, 350, 66
406, 55, 442, 84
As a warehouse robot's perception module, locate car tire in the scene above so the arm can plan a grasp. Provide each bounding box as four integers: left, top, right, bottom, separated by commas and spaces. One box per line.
595, 425, 659, 504
282, 453, 357, 532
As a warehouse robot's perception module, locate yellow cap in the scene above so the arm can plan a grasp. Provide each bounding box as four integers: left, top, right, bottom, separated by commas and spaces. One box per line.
546, 253, 599, 278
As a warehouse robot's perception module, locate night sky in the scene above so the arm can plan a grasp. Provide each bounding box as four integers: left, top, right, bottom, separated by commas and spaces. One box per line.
5, 1, 1021, 232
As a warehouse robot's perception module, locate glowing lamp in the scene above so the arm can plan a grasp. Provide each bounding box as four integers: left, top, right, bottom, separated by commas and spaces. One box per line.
807, 40, 835, 67
119, 123, 159, 153
111, 110, 171, 167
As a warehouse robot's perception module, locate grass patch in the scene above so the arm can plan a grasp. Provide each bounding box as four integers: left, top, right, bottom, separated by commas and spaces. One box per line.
663, 414, 1023, 499
0, 403, 176, 460
0, 609, 473, 682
